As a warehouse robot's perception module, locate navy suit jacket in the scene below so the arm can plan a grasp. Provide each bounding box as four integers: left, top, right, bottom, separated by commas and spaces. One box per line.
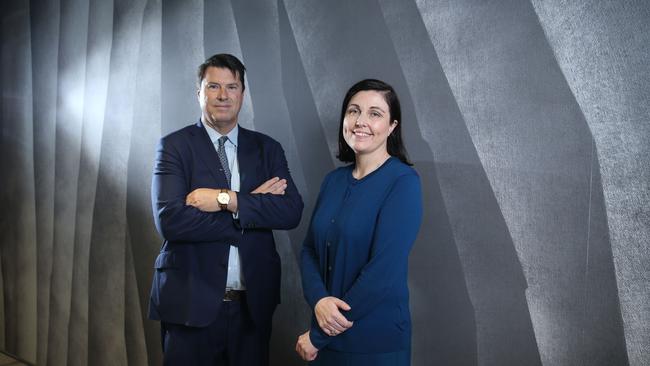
148, 121, 303, 329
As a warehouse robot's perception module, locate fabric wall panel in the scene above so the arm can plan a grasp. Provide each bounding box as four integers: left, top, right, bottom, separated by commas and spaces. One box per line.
414, 0, 627, 365
87, 0, 147, 365
161, 0, 204, 135
48, 0, 89, 363
1, 1, 37, 363
28, 0, 60, 363
66, 0, 114, 365
126, 0, 162, 365
531, 2, 650, 365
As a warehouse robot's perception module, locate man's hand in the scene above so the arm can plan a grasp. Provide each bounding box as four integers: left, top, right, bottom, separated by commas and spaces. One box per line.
315, 297, 353, 336
252, 177, 287, 195
295, 331, 318, 361
186, 188, 220, 212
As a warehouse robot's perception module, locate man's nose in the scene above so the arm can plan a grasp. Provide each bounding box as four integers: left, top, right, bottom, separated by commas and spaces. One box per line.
216, 87, 227, 100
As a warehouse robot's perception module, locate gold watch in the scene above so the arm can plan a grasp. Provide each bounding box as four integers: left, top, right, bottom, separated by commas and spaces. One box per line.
217, 189, 230, 210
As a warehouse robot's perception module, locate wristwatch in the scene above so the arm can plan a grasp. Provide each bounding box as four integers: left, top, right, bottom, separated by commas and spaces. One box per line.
217, 189, 230, 210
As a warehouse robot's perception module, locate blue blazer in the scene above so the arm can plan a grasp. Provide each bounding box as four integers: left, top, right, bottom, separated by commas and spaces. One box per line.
148, 121, 303, 329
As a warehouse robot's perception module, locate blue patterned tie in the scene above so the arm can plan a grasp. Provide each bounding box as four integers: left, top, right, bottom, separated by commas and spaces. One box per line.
217, 136, 231, 188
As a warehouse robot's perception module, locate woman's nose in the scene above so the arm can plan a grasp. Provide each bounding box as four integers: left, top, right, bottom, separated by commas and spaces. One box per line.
355, 114, 366, 126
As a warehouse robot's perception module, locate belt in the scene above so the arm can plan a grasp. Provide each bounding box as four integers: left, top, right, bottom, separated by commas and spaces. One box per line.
223, 289, 245, 302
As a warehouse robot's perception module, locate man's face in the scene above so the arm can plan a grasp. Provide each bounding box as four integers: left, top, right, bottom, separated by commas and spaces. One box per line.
198, 66, 244, 132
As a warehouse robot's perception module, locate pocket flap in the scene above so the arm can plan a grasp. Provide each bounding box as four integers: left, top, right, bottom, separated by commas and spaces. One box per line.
154, 252, 176, 269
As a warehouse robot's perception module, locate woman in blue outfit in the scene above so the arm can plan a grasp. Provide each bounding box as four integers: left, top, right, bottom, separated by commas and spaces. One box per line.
296, 79, 423, 365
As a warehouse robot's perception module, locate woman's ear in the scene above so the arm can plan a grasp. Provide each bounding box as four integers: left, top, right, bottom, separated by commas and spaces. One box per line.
389, 120, 398, 134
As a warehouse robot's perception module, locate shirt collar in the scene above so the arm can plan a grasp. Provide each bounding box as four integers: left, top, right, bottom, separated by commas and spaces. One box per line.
205, 123, 239, 148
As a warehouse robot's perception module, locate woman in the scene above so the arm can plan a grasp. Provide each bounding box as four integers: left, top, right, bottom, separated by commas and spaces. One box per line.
296, 79, 423, 365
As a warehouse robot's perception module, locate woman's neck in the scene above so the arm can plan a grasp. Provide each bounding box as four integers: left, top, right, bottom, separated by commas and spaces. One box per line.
353, 150, 391, 179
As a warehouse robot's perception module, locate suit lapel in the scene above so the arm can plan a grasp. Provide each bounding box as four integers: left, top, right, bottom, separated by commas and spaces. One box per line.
237, 127, 261, 193
190, 120, 229, 187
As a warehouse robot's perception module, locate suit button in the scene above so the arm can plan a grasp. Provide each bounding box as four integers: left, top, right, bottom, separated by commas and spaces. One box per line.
331, 219, 335, 223
328, 266, 332, 271
327, 242, 331, 247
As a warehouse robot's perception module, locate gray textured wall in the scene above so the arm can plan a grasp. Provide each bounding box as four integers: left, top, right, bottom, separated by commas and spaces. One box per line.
0, 0, 648, 365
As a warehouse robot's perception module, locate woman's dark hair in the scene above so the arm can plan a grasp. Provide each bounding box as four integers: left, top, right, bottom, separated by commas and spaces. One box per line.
336, 79, 412, 166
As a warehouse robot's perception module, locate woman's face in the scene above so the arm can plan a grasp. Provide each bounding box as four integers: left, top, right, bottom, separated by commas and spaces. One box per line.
342, 90, 397, 158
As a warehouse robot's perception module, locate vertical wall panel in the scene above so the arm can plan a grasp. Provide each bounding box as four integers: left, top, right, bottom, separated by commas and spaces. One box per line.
28, 0, 59, 363
1, 1, 37, 362
66, 1, 114, 365
414, 0, 627, 364
161, 0, 204, 135
126, 0, 162, 364
87, 0, 147, 365
47, 0, 89, 363
531, 2, 650, 365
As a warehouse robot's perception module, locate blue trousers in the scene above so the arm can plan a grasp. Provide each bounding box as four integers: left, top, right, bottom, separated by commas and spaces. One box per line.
161, 298, 270, 366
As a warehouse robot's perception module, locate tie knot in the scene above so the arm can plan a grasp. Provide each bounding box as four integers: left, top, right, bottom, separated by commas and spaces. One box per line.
218, 136, 228, 148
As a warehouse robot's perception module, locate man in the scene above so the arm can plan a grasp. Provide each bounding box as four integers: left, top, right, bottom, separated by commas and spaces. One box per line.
148, 53, 303, 365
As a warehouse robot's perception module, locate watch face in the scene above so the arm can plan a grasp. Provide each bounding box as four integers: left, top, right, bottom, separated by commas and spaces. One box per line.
218, 192, 230, 204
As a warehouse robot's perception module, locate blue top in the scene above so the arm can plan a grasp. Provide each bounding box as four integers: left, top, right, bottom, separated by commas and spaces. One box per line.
301, 157, 423, 353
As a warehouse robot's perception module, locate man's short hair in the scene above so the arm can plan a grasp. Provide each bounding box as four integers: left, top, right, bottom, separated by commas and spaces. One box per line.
197, 53, 246, 90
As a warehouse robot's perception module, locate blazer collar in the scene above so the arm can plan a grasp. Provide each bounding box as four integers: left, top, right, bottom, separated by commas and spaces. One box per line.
237, 126, 261, 193
190, 120, 229, 187
191, 120, 260, 191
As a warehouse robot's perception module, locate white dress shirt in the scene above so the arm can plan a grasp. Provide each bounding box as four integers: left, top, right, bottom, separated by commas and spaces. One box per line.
205, 124, 245, 290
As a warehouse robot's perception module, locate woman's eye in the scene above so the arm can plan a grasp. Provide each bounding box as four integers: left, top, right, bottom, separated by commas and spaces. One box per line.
347, 109, 359, 115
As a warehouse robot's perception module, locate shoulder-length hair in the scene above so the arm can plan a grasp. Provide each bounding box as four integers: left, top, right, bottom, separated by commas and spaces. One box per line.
336, 79, 413, 166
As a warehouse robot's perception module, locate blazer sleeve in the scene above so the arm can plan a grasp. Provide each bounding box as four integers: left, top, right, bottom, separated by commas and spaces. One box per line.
151, 137, 239, 243
341, 173, 423, 321
236, 141, 304, 230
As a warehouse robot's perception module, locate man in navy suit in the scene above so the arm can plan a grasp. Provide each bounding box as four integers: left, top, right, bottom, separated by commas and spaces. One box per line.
148, 53, 303, 365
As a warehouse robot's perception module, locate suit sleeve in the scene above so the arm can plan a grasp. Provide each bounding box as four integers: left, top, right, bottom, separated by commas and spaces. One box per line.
151, 137, 238, 243
236, 141, 304, 230
341, 173, 422, 321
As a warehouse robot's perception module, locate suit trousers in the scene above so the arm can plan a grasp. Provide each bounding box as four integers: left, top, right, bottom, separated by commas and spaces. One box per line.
161, 296, 271, 366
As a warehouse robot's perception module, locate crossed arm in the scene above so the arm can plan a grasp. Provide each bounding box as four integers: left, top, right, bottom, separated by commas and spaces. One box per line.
152, 137, 302, 242
185, 177, 288, 213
